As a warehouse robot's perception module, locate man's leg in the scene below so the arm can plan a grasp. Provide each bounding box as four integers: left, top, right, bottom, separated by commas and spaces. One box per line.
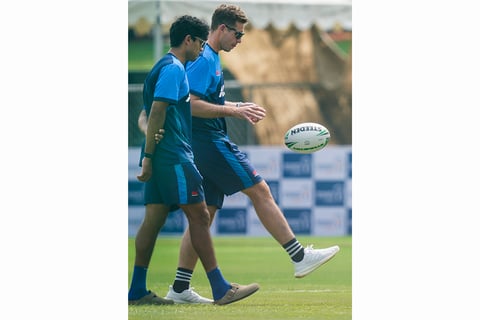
242, 181, 297, 244
180, 202, 259, 305
179, 203, 217, 272
165, 206, 217, 303
176, 206, 217, 271
134, 204, 169, 266
243, 180, 340, 278
128, 204, 173, 305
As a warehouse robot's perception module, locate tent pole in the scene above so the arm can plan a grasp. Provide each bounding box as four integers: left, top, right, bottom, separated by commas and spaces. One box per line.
153, 0, 163, 62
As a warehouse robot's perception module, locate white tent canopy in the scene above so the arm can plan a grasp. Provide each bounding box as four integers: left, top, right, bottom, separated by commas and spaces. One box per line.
128, 0, 352, 31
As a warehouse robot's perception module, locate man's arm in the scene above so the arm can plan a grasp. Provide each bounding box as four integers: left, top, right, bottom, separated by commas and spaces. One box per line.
190, 94, 266, 124
137, 101, 168, 182
137, 109, 148, 136
138, 108, 165, 143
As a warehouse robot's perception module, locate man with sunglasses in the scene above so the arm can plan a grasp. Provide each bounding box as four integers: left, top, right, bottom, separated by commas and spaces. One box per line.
156, 4, 341, 304
224, 23, 245, 40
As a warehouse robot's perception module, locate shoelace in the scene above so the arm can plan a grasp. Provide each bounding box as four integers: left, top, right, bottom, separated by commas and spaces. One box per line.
186, 287, 201, 297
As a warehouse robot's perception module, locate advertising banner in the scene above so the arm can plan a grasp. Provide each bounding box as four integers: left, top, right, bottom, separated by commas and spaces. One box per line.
128, 146, 352, 237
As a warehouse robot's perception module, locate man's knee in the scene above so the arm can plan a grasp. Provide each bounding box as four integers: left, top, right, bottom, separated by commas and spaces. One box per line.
183, 205, 211, 226
244, 181, 272, 200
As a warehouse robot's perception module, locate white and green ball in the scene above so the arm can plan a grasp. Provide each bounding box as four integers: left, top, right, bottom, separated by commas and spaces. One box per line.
284, 122, 330, 154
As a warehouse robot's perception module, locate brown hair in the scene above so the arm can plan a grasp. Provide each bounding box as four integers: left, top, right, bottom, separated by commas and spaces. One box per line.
211, 4, 248, 30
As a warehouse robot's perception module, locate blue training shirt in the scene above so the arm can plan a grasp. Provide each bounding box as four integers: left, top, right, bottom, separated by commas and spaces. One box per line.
142, 53, 194, 165
186, 44, 228, 140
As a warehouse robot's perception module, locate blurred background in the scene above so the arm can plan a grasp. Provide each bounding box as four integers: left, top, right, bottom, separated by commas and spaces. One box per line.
128, 0, 352, 238
128, 0, 352, 146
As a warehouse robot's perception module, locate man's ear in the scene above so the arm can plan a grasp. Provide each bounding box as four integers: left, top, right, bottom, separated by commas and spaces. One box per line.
185, 34, 194, 45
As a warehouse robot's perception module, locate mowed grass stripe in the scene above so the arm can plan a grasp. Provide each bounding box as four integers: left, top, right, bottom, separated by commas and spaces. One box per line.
128, 236, 352, 320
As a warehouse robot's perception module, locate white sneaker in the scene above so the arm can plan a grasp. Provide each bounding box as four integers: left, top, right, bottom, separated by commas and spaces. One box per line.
165, 285, 213, 304
293, 245, 340, 278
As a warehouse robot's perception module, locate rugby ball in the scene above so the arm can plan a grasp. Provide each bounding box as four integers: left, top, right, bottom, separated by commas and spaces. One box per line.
284, 122, 330, 153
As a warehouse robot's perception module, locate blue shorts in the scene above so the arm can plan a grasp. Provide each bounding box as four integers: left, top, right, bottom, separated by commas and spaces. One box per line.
193, 138, 263, 208
144, 162, 205, 209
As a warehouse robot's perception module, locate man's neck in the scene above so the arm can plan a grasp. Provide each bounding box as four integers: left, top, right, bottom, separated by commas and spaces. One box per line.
206, 32, 221, 53
168, 48, 185, 64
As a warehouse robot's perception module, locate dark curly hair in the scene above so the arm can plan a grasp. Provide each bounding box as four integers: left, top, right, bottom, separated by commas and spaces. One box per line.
169, 15, 209, 47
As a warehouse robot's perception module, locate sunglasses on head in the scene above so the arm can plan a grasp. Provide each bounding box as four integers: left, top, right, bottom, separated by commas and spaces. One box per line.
224, 24, 245, 39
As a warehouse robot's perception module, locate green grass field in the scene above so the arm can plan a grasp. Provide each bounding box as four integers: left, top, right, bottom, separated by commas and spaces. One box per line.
128, 236, 352, 320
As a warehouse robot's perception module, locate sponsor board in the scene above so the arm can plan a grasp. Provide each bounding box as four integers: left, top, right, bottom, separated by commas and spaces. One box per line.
246, 146, 282, 179
315, 181, 345, 206
223, 190, 250, 208
313, 147, 348, 180
216, 208, 247, 234
312, 207, 347, 236
266, 180, 280, 205
128, 206, 145, 237
246, 208, 271, 236
283, 209, 312, 234
280, 178, 313, 208
128, 180, 144, 206
345, 178, 352, 209
128, 146, 352, 237
161, 209, 185, 233
282, 153, 312, 178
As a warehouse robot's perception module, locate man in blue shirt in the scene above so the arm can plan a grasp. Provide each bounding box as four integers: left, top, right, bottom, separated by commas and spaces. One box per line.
140, 5, 340, 304
128, 15, 259, 306
162, 4, 340, 304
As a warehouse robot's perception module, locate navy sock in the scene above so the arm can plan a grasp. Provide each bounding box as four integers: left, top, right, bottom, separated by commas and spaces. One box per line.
283, 238, 305, 262
206, 267, 231, 301
128, 266, 148, 300
172, 268, 193, 293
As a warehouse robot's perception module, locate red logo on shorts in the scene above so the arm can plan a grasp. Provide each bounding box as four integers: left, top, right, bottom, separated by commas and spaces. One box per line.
191, 191, 199, 197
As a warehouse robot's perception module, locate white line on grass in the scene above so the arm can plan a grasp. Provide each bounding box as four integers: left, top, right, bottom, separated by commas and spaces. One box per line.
264, 289, 350, 293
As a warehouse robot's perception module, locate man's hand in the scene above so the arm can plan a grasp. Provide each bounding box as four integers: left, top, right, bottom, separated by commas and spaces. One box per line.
137, 158, 153, 182
154, 128, 165, 144
235, 103, 266, 125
